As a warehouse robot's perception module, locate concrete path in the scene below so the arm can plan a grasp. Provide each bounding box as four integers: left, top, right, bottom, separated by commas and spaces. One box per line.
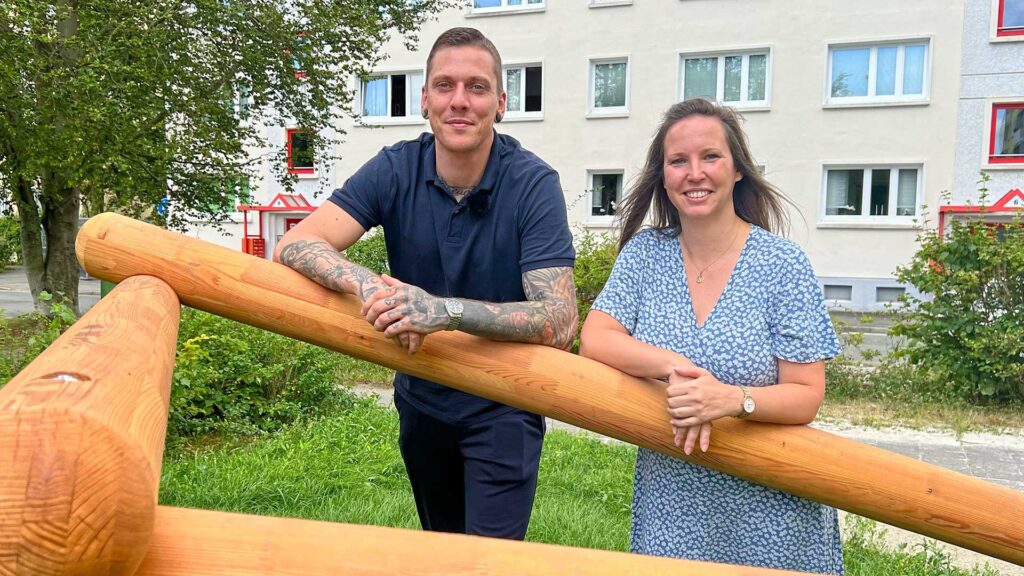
0, 266, 100, 317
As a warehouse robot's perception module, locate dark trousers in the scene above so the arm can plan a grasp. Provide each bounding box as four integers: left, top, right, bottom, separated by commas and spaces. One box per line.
395, 393, 545, 540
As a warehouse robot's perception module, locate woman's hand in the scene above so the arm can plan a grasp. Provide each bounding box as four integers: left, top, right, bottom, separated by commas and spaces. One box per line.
666, 365, 743, 454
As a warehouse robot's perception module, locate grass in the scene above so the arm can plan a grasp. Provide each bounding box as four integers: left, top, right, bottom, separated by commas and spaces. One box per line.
160, 393, 1004, 575
819, 398, 1024, 436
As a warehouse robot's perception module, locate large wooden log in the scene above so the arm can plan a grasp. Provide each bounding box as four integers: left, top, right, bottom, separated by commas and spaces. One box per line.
76, 213, 1024, 565
0, 275, 180, 576
137, 506, 804, 575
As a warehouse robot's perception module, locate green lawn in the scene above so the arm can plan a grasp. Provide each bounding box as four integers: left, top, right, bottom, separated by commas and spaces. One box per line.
160, 393, 1000, 575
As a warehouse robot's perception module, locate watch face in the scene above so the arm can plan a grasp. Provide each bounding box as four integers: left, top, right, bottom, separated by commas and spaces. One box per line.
743, 397, 756, 414
446, 299, 464, 315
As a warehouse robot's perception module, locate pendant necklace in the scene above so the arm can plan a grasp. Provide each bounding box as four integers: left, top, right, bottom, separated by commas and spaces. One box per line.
681, 223, 742, 284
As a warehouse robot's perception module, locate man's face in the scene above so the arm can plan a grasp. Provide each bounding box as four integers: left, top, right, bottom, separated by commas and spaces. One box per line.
423, 45, 506, 156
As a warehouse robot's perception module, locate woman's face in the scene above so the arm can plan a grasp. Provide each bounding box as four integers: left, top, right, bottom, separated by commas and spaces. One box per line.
662, 115, 743, 224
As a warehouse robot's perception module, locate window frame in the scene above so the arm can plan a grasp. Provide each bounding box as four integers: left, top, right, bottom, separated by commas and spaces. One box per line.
502, 61, 544, 122
357, 69, 426, 126
677, 46, 773, 111
468, 0, 545, 16
589, 0, 633, 7
584, 168, 626, 227
823, 38, 932, 108
986, 101, 1024, 167
286, 128, 316, 177
993, 0, 1024, 40
818, 164, 924, 228
587, 56, 631, 118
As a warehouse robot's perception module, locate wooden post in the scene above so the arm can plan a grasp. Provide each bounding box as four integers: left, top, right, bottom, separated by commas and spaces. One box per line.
0, 276, 180, 576
76, 213, 1024, 566
137, 506, 805, 576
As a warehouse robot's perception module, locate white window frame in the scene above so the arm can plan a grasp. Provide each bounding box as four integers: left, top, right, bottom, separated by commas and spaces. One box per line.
468, 0, 545, 17
584, 169, 626, 227
677, 47, 772, 111
818, 164, 924, 228
991, 0, 1024, 42
357, 69, 426, 126
824, 38, 932, 108
589, 0, 633, 7
502, 61, 544, 122
983, 98, 1024, 169
587, 56, 630, 118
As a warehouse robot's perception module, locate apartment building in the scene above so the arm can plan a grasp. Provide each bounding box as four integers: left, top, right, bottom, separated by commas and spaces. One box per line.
195, 0, 968, 311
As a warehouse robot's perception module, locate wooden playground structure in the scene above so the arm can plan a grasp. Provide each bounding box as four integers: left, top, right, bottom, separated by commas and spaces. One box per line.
0, 212, 1021, 575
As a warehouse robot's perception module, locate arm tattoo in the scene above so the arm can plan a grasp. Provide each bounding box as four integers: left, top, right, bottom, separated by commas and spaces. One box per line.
459, 266, 578, 350
278, 239, 384, 300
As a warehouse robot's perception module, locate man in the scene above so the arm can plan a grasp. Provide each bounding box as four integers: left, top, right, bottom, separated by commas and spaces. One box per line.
273, 27, 577, 540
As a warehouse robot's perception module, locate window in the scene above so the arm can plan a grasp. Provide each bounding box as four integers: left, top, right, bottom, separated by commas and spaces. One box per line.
822, 166, 921, 224
990, 103, 1024, 164
680, 50, 770, 108
503, 64, 543, 119
472, 0, 543, 13
589, 58, 629, 116
360, 71, 424, 122
996, 0, 1024, 37
876, 287, 905, 303
823, 284, 853, 301
587, 170, 624, 223
287, 129, 314, 175
826, 41, 929, 105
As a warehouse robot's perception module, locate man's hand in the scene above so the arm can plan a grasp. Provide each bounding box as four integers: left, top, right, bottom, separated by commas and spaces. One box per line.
361, 274, 447, 354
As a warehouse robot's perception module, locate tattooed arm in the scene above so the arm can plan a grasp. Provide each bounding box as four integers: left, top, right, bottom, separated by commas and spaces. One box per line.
362, 266, 579, 351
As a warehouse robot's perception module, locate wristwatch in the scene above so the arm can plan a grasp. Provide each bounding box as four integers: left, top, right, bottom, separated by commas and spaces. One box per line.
444, 298, 464, 331
737, 386, 756, 418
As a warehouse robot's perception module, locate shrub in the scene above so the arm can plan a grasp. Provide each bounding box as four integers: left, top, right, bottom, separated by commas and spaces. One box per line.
0, 293, 77, 387
0, 215, 21, 272
572, 229, 617, 350
892, 181, 1024, 404
169, 308, 352, 439
345, 227, 389, 275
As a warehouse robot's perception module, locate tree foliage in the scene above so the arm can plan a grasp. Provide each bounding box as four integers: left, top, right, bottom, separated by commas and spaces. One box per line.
892, 180, 1024, 404
0, 0, 454, 312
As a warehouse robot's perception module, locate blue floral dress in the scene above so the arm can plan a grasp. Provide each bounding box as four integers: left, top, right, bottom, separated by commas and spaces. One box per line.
592, 226, 843, 575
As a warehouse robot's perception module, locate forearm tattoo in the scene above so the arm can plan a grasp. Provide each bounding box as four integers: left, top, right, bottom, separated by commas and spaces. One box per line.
278, 239, 384, 300
460, 266, 578, 350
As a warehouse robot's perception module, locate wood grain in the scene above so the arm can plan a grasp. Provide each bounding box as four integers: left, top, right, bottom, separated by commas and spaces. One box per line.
0, 275, 180, 576
136, 506, 805, 575
75, 213, 1024, 566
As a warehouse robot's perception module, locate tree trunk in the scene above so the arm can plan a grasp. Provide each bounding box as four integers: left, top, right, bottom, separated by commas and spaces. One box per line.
41, 184, 82, 315
14, 178, 47, 314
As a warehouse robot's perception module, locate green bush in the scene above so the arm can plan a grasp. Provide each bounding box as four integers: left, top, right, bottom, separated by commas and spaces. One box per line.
345, 227, 389, 275
169, 309, 351, 439
0, 293, 77, 386
0, 215, 21, 272
572, 229, 617, 350
892, 181, 1024, 404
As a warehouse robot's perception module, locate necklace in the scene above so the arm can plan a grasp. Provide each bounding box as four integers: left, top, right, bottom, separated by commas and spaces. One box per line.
680, 223, 743, 284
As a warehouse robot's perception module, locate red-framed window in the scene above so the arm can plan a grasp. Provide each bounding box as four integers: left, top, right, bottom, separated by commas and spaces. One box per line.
997, 0, 1024, 37
287, 129, 314, 175
990, 103, 1024, 164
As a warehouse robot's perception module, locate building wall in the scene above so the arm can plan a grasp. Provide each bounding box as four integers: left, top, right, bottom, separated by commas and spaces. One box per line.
953, 0, 1024, 204
204, 0, 967, 311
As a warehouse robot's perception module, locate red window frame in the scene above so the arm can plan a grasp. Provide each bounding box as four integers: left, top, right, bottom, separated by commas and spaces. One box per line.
989, 103, 1024, 165
997, 0, 1024, 37
286, 129, 315, 175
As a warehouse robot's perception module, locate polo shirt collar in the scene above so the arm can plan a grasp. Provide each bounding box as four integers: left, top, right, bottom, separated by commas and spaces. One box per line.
424, 130, 505, 194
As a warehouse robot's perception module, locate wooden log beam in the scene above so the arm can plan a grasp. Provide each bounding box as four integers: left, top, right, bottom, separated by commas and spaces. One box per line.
137, 506, 804, 575
0, 275, 180, 575
76, 213, 1024, 566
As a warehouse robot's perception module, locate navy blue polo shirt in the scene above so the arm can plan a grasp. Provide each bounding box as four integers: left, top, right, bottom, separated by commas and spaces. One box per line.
329, 132, 575, 425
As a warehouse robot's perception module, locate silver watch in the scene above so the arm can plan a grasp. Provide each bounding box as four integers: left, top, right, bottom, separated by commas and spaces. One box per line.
738, 386, 755, 418
444, 298, 464, 331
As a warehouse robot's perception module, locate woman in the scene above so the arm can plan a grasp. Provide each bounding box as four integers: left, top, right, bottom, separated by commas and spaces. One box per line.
579, 99, 842, 574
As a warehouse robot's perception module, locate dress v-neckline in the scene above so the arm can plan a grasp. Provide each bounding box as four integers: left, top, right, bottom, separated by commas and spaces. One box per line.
677, 226, 754, 330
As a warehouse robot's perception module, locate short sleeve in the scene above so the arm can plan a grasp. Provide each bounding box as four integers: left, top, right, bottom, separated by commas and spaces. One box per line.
769, 247, 841, 362
591, 233, 650, 334
518, 171, 575, 273
328, 150, 394, 230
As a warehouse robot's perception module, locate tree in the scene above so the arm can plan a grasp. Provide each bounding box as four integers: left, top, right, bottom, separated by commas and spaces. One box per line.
0, 0, 454, 313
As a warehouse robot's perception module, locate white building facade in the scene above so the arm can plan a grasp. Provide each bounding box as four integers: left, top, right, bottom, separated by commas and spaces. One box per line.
197, 0, 971, 312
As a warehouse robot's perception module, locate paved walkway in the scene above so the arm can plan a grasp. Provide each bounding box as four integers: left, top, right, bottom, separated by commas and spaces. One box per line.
0, 267, 100, 317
